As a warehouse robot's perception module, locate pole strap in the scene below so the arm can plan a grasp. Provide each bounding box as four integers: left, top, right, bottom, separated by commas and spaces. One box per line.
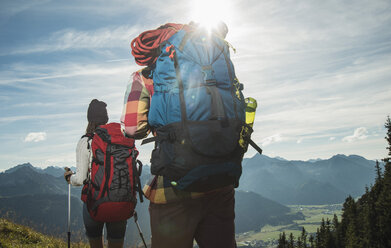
249, 138, 263, 154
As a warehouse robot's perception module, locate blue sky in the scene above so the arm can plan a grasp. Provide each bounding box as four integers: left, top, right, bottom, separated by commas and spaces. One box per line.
0, 0, 391, 171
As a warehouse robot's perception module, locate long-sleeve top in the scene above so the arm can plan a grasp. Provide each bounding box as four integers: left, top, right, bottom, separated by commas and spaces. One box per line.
121, 68, 223, 204
70, 136, 91, 186
120, 69, 154, 139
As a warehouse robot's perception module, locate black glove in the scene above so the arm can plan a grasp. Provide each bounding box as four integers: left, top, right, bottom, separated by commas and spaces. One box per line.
64, 167, 72, 183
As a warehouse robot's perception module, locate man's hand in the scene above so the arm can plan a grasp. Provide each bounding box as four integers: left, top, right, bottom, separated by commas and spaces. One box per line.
64, 167, 72, 184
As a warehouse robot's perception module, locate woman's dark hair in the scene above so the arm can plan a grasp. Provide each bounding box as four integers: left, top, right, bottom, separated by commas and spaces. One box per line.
86, 122, 106, 134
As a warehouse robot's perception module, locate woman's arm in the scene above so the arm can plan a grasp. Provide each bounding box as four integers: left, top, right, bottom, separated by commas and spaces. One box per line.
69, 137, 91, 186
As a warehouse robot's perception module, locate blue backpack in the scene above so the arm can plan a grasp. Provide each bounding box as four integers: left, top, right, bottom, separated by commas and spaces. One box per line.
147, 26, 246, 192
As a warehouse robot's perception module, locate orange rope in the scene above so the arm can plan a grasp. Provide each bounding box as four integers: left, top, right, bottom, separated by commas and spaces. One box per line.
131, 23, 185, 66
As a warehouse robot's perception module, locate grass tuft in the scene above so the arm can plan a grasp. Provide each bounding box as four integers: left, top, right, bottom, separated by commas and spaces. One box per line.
0, 218, 88, 248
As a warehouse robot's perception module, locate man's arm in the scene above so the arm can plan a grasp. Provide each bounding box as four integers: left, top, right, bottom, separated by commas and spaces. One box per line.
121, 69, 154, 139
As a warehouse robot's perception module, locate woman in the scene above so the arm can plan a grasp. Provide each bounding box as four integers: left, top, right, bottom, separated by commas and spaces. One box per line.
64, 99, 127, 248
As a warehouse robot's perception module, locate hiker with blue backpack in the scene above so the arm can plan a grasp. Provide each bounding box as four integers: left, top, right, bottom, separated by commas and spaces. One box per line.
64, 99, 144, 248
122, 22, 260, 248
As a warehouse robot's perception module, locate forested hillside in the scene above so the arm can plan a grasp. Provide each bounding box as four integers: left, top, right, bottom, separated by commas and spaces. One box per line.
277, 117, 391, 248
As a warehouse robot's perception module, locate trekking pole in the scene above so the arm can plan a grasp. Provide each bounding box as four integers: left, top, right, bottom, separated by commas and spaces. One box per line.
65, 167, 71, 248
68, 182, 71, 248
134, 211, 147, 248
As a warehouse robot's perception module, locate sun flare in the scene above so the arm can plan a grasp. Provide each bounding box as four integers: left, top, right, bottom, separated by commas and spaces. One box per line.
190, 0, 233, 32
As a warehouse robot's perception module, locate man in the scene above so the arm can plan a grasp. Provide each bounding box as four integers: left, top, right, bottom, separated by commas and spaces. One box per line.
122, 22, 242, 248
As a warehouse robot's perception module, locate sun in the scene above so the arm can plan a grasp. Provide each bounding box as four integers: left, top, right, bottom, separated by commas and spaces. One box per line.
189, 0, 233, 33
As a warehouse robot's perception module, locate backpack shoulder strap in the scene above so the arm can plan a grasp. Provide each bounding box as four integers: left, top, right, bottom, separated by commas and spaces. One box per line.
81, 133, 94, 140
81, 133, 94, 149
131, 150, 144, 203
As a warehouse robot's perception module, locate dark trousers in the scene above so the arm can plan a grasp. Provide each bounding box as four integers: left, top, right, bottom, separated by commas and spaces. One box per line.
82, 204, 127, 241
149, 186, 237, 248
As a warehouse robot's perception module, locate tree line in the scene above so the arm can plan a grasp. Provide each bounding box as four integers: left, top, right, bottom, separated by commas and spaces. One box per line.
278, 117, 391, 248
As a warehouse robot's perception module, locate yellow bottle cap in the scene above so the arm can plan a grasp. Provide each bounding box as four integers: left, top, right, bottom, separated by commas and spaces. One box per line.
245, 97, 257, 111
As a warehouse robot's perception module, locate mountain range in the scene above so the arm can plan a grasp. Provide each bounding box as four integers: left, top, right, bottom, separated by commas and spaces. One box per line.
0, 154, 377, 245
239, 154, 376, 205
0, 158, 305, 245
4, 163, 76, 177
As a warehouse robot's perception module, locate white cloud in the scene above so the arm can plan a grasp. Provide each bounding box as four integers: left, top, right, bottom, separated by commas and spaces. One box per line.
297, 138, 304, 144
0, 112, 83, 124
0, 63, 132, 86
0, 0, 50, 24
24, 132, 47, 143
342, 127, 368, 142
261, 134, 282, 147
1, 25, 140, 56
329, 137, 336, 141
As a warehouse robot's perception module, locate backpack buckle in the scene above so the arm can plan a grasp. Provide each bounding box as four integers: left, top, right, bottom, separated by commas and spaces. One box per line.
202, 65, 216, 85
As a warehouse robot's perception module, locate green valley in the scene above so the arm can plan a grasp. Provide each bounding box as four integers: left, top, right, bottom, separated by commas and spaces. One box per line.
236, 204, 343, 247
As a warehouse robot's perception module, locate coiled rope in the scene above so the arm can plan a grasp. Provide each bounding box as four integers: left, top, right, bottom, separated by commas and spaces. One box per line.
131, 23, 185, 66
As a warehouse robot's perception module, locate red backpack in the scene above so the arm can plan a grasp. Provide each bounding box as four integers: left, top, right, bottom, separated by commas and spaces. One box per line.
81, 123, 143, 222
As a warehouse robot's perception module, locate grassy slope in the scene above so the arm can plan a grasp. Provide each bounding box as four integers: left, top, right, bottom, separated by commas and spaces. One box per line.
0, 204, 342, 247
0, 218, 88, 248
236, 204, 343, 243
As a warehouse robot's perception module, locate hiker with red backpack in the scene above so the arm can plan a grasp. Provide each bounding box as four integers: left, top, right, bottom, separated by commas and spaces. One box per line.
64, 99, 144, 248
122, 22, 260, 248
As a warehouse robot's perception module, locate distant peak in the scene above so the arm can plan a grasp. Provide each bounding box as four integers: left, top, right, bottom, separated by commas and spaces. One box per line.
19, 162, 33, 167
4, 163, 34, 173
330, 154, 368, 160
